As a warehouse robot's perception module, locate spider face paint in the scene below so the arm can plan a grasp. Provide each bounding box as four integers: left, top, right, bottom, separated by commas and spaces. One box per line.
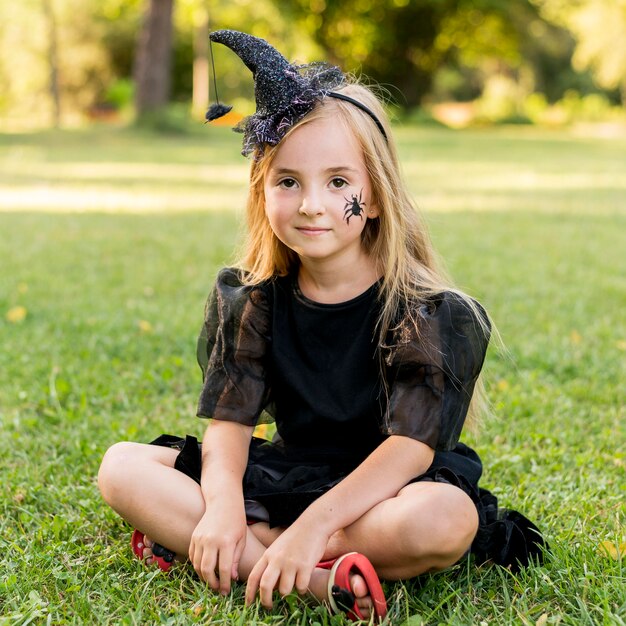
343, 189, 366, 224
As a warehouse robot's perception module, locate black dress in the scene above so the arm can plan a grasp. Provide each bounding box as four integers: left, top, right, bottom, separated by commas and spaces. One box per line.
153, 267, 546, 571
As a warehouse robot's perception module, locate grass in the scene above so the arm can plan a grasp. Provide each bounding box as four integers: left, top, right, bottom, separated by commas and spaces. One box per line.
0, 123, 625, 625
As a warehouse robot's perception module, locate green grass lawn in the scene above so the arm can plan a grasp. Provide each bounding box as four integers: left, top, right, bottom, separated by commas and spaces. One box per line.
0, 123, 625, 625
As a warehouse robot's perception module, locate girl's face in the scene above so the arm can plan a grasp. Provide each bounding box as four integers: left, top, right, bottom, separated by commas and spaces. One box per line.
263, 113, 378, 267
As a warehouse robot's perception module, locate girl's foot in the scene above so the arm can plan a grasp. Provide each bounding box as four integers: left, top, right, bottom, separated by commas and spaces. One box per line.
312, 553, 386, 621
137, 534, 159, 566
336, 570, 374, 618
309, 568, 373, 619
131, 530, 178, 571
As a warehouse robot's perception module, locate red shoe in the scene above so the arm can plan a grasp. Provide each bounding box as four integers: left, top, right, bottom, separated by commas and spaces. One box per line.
131, 529, 175, 572
318, 552, 387, 622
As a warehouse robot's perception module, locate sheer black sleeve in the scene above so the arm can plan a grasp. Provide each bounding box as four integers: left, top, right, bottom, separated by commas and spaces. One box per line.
382, 292, 490, 450
196, 267, 272, 426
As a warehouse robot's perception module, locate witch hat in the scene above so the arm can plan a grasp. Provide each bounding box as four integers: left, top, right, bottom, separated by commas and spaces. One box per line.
206, 29, 344, 155
206, 29, 387, 155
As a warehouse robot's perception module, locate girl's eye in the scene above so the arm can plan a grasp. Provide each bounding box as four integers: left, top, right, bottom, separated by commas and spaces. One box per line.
279, 178, 297, 189
331, 178, 347, 189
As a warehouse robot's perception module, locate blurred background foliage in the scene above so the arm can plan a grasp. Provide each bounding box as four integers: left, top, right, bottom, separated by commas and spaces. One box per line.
1, 0, 625, 131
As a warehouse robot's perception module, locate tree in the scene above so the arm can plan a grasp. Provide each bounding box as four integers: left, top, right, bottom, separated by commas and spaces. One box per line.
274, 0, 460, 107
534, 0, 626, 105
134, 0, 175, 116
191, 4, 209, 118
272, 0, 553, 108
42, 0, 61, 127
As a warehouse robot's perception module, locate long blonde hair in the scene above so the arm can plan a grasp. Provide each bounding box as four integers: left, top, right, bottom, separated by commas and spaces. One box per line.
237, 79, 490, 426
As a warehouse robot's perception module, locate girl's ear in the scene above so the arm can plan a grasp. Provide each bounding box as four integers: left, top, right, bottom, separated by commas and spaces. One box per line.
367, 204, 380, 219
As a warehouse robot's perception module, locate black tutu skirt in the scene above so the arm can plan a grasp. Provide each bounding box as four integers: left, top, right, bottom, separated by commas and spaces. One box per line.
150, 434, 547, 572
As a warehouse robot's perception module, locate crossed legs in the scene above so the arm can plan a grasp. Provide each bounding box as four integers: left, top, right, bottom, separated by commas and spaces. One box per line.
98, 441, 478, 594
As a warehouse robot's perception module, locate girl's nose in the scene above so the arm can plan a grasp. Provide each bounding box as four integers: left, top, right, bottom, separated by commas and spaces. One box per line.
299, 192, 325, 216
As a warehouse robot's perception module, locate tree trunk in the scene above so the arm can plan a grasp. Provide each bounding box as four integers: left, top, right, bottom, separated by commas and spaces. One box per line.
192, 5, 209, 119
42, 0, 61, 128
134, 0, 174, 116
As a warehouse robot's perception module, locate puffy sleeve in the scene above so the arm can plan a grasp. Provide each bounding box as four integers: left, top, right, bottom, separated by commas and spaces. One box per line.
196, 267, 272, 426
382, 292, 490, 450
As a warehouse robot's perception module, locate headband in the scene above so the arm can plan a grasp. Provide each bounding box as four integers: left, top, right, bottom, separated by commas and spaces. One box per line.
327, 92, 388, 141
206, 30, 388, 155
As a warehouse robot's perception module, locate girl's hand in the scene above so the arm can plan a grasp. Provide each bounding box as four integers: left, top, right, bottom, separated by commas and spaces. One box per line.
189, 497, 247, 595
245, 519, 330, 608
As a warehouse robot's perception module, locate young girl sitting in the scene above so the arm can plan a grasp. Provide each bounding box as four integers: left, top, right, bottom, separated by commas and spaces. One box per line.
98, 30, 544, 622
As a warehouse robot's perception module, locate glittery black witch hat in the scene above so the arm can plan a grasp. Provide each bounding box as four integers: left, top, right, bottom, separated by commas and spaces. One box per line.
206, 29, 387, 156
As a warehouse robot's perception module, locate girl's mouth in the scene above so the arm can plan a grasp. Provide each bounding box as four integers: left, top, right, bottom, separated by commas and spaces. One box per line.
296, 227, 330, 235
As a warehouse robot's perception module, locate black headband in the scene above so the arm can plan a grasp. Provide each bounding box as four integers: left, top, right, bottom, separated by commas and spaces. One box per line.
327, 92, 388, 142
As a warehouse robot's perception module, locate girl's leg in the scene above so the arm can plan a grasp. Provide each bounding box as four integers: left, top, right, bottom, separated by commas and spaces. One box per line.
98, 441, 266, 576
325, 481, 479, 578
99, 442, 198, 554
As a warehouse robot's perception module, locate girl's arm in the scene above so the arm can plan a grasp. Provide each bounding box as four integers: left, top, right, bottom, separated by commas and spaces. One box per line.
189, 419, 253, 594
246, 434, 434, 607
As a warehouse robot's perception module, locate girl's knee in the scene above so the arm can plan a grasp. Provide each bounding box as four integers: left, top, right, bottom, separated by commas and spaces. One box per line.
401, 484, 478, 563
98, 441, 139, 503
98, 441, 177, 504
436, 487, 478, 544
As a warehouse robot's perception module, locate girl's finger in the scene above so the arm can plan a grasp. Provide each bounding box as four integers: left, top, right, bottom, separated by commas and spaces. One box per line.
277, 569, 297, 598
199, 550, 219, 590
217, 547, 234, 595
258, 567, 280, 609
232, 537, 246, 580
188, 538, 197, 564
294, 568, 311, 596
245, 558, 265, 606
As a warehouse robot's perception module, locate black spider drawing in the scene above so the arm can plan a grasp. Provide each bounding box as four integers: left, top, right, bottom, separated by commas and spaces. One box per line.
343, 190, 366, 224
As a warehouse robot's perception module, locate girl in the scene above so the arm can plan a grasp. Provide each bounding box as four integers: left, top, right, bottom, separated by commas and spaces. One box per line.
98, 30, 544, 622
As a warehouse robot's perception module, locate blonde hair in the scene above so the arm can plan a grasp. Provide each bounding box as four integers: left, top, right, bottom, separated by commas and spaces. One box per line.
237, 79, 490, 427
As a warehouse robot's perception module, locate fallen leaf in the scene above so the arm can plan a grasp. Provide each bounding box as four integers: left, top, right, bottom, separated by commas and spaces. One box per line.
536, 614, 548, 626
6, 306, 27, 323
570, 330, 582, 345
138, 320, 153, 334
599, 540, 626, 559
